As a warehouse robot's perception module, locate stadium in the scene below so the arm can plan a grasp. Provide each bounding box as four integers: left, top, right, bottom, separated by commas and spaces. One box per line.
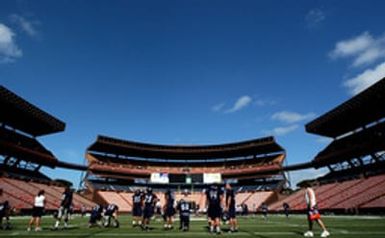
2, 1, 385, 237
0, 76, 385, 237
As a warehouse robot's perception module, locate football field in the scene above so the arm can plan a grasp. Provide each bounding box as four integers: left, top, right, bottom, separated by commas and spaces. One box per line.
1, 214, 385, 238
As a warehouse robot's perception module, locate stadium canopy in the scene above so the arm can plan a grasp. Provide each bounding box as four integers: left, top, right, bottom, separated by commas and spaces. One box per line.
87, 135, 285, 160
313, 121, 385, 168
0, 86, 65, 137
0, 126, 57, 167
305, 77, 385, 138
88, 152, 281, 166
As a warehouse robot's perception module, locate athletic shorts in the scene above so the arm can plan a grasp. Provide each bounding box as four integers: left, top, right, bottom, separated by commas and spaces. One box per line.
132, 205, 142, 217
89, 213, 102, 224
143, 206, 154, 219
180, 215, 190, 224
32, 206, 44, 218
207, 206, 221, 220
228, 206, 236, 219
165, 206, 175, 217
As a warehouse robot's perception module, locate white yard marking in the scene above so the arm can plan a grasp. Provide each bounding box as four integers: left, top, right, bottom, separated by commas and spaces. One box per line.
1, 231, 385, 236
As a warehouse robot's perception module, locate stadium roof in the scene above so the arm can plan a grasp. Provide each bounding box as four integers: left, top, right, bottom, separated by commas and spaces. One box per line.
0, 86, 65, 137
87, 135, 285, 160
312, 121, 385, 168
305, 77, 385, 138
87, 152, 282, 165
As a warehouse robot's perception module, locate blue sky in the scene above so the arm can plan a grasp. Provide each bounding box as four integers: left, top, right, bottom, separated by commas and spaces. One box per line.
1, 0, 385, 188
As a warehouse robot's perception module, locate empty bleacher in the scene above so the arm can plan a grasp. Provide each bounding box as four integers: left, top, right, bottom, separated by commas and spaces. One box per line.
97, 191, 133, 212
243, 191, 274, 212
0, 176, 95, 212
269, 174, 385, 212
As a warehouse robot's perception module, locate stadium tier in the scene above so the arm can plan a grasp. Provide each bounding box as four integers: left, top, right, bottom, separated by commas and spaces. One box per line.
85, 135, 286, 183
269, 174, 385, 213
0, 86, 63, 170
0, 176, 95, 211
0, 86, 95, 214
306, 77, 385, 173
83, 135, 287, 211
87, 153, 285, 178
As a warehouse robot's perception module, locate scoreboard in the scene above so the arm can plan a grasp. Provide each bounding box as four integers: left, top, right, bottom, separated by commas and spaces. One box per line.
151, 173, 221, 184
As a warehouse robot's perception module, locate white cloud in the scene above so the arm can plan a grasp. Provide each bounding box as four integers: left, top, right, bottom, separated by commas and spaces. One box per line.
272, 111, 316, 124
211, 103, 225, 112
265, 124, 299, 136
0, 23, 22, 63
225, 95, 252, 113
344, 61, 385, 95
305, 9, 325, 28
330, 32, 385, 67
9, 14, 39, 37
254, 99, 276, 107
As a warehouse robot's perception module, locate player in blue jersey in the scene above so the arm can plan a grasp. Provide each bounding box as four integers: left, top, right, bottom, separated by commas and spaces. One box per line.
103, 203, 119, 228
205, 184, 224, 234
260, 203, 268, 221
88, 204, 104, 228
225, 183, 238, 233
0, 189, 11, 230
53, 187, 73, 230
132, 189, 143, 227
177, 191, 191, 232
141, 188, 157, 231
164, 189, 175, 230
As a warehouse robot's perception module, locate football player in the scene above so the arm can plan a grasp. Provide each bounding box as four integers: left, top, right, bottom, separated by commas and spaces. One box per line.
225, 183, 238, 233
88, 204, 104, 228
177, 191, 191, 232
141, 188, 157, 231
205, 184, 224, 234
132, 189, 143, 227
104, 203, 119, 228
53, 187, 73, 230
164, 189, 175, 230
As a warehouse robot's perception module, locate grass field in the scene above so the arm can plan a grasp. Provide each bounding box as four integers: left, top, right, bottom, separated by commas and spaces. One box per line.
1, 214, 385, 237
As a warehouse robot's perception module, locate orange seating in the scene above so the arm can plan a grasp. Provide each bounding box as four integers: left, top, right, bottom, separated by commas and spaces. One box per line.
97, 191, 132, 212
270, 174, 385, 211
0, 177, 95, 211
243, 191, 273, 212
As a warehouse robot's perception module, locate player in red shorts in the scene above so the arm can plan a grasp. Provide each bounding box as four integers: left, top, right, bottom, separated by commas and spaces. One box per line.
304, 184, 330, 237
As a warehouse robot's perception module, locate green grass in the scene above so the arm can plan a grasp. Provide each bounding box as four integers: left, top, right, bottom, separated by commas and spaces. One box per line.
1, 214, 385, 237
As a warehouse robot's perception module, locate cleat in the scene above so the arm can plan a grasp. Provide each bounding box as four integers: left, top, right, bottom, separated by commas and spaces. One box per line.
321, 231, 330, 237
304, 231, 314, 237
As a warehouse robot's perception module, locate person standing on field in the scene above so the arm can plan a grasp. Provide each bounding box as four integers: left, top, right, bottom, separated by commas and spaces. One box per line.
28, 190, 45, 232
304, 185, 330, 238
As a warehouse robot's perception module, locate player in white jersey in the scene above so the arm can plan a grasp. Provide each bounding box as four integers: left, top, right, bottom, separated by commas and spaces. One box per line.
304, 184, 330, 237
28, 190, 45, 232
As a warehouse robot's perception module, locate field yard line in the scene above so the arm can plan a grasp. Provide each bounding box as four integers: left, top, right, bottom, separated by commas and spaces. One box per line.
264, 220, 304, 227
251, 231, 385, 236
0, 232, 253, 237
2, 231, 385, 237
